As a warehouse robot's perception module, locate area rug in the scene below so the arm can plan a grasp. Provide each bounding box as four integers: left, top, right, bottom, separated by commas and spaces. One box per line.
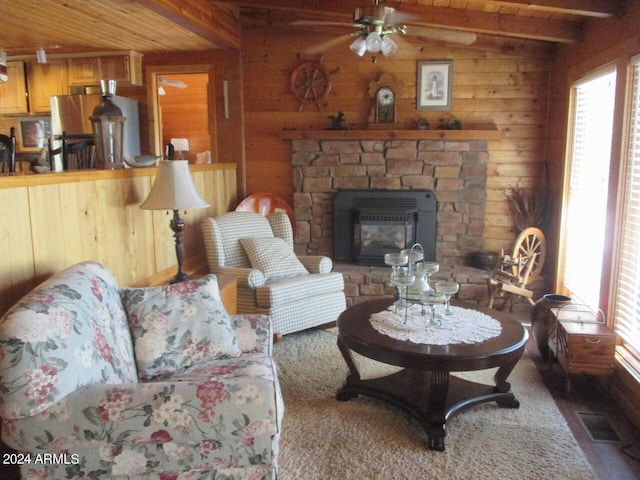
273, 327, 598, 480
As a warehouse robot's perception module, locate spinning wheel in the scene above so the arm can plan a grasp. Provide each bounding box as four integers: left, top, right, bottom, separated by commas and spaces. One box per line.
289, 59, 332, 111
510, 227, 546, 285
488, 227, 547, 311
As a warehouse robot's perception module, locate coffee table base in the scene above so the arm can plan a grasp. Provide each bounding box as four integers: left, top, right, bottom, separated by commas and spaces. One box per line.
336, 346, 521, 451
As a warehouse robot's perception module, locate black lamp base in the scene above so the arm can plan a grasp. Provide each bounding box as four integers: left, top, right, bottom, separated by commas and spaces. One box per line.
169, 210, 189, 284
169, 271, 190, 284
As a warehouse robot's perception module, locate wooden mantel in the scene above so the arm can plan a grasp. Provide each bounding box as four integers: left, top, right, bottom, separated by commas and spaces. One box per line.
279, 129, 503, 141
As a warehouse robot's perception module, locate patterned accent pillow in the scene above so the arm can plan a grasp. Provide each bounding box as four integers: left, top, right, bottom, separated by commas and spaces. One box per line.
240, 237, 309, 280
121, 275, 241, 381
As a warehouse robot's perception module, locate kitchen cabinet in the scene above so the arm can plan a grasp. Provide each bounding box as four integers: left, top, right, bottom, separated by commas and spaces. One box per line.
66, 57, 100, 86
26, 59, 68, 113
0, 61, 28, 114
67, 52, 143, 86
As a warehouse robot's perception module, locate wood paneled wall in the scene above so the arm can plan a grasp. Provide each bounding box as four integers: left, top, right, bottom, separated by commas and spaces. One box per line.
0, 165, 237, 316
240, 26, 551, 257
547, 2, 640, 426
141, 50, 247, 196
159, 73, 210, 163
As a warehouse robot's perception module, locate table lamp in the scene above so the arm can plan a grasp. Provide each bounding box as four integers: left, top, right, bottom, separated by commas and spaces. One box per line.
141, 160, 209, 283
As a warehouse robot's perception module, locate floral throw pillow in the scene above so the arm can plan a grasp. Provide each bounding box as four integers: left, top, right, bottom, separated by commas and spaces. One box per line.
240, 237, 309, 280
121, 275, 241, 381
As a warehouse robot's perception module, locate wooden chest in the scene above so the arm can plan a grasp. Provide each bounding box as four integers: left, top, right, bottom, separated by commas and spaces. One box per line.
548, 309, 615, 393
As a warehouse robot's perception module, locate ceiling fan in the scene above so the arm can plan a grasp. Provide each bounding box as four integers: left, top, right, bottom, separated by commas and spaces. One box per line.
158, 75, 188, 89
157, 75, 188, 96
292, 0, 476, 61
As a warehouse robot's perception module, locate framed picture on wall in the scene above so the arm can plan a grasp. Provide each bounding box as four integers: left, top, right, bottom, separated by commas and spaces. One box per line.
417, 60, 453, 110
17, 116, 51, 151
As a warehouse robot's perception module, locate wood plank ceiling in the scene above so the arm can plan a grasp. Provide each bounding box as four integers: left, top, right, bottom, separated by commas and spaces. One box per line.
0, 0, 627, 57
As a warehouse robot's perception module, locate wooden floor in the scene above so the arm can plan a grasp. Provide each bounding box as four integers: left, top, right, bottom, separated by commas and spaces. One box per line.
513, 302, 640, 480
539, 362, 640, 480
1, 303, 640, 480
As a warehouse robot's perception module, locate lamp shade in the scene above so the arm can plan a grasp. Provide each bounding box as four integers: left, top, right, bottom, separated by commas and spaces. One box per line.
170, 138, 190, 153
365, 31, 382, 53
381, 37, 398, 56
141, 160, 209, 211
349, 37, 367, 56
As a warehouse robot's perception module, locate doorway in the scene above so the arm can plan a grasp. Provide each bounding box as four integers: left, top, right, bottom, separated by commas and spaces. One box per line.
146, 66, 215, 162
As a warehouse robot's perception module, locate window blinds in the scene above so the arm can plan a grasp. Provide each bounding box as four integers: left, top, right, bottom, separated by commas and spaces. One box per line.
613, 60, 640, 359
563, 69, 616, 308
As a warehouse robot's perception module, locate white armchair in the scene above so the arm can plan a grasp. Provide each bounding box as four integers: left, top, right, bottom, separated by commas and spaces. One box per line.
202, 210, 346, 335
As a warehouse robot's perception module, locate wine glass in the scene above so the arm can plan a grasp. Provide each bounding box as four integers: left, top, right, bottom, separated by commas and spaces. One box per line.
401, 247, 424, 265
421, 291, 445, 326
407, 261, 438, 299
384, 251, 408, 275
421, 262, 439, 293
435, 280, 460, 315
390, 267, 415, 311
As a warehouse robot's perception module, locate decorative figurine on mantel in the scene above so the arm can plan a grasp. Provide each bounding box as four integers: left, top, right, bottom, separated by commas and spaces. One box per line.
447, 117, 462, 130
416, 118, 430, 130
328, 111, 349, 130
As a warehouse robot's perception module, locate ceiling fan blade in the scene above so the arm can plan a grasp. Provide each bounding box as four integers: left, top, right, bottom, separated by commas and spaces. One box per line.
302, 33, 357, 54
291, 20, 362, 28
387, 34, 423, 58
386, 10, 421, 25
406, 26, 477, 45
158, 76, 188, 89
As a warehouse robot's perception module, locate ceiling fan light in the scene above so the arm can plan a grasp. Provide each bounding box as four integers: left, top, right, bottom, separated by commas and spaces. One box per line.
381, 36, 398, 56
349, 37, 367, 56
365, 31, 382, 53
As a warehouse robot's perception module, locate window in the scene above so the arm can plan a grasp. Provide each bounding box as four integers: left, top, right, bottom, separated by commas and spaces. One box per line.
612, 57, 640, 367
561, 68, 616, 309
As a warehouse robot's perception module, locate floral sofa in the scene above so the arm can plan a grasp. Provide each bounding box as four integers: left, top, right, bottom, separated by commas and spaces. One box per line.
0, 261, 284, 480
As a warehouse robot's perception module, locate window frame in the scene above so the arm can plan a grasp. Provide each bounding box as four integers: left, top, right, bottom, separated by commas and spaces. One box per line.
557, 64, 618, 310
607, 54, 640, 381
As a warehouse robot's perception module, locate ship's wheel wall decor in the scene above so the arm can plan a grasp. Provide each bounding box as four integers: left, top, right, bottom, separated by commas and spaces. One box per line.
289, 55, 333, 111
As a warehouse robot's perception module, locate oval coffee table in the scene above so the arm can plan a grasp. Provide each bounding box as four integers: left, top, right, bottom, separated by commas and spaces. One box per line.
336, 298, 528, 451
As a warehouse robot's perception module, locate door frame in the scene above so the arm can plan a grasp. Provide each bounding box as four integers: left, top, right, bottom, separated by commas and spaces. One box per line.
145, 65, 216, 159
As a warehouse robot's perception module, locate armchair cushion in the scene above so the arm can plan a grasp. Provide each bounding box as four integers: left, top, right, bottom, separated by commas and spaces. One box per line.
240, 237, 308, 280
121, 275, 241, 381
255, 273, 345, 308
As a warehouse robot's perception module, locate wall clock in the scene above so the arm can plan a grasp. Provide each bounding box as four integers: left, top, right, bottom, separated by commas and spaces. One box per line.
376, 87, 396, 123
368, 73, 405, 128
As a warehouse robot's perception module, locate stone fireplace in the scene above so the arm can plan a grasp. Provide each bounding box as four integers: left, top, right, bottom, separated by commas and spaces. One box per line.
288, 133, 490, 266
282, 129, 497, 305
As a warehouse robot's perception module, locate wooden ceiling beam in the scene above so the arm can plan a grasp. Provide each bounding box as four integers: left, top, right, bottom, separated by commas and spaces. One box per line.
482, 0, 624, 18
135, 0, 241, 49
229, 0, 581, 43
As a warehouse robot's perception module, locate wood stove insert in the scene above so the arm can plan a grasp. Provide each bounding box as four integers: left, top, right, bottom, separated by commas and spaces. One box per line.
334, 190, 436, 266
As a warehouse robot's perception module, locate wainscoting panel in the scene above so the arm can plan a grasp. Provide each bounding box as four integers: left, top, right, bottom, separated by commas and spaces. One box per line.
0, 164, 237, 316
